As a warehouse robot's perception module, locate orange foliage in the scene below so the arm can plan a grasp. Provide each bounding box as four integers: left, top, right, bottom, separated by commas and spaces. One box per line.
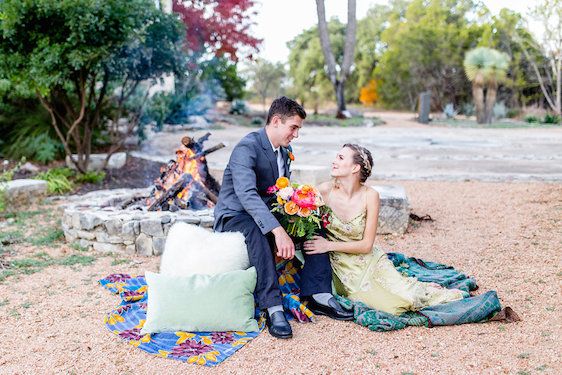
359, 79, 379, 106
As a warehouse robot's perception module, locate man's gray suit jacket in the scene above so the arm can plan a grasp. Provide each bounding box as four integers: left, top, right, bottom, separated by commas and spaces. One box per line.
213, 127, 291, 234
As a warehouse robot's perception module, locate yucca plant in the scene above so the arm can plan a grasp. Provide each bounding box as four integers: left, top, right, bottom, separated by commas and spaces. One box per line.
464, 47, 510, 124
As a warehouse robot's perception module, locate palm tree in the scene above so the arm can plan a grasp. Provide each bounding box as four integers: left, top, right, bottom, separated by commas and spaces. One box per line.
464, 47, 510, 124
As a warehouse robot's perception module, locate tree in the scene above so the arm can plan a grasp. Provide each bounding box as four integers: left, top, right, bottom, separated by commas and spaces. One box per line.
246, 59, 285, 111
287, 21, 349, 113
374, 0, 483, 110
172, 0, 261, 62
479, 9, 545, 109
315, 0, 357, 118
201, 57, 246, 101
514, 0, 561, 115
0, 0, 186, 172
464, 47, 510, 123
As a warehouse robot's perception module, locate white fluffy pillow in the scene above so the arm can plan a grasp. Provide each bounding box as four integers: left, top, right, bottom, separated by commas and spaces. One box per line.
160, 222, 250, 276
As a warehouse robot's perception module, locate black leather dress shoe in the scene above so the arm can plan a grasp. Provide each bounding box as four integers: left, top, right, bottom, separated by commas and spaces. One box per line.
265, 311, 293, 339
305, 297, 354, 321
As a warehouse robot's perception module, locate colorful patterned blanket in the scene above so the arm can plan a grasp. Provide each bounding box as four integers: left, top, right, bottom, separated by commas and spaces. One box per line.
99, 252, 502, 366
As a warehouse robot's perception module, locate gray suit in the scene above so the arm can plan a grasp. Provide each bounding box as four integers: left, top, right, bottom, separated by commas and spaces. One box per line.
214, 127, 332, 309
214, 127, 290, 234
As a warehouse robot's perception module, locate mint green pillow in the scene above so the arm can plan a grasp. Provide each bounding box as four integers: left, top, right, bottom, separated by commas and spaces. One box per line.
141, 267, 259, 333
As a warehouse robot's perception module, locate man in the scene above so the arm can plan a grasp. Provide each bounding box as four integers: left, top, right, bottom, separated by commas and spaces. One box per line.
214, 96, 353, 339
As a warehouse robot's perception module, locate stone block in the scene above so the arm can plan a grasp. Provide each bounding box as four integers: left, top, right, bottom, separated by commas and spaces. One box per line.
63, 228, 78, 243
140, 219, 164, 237
93, 242, 125, 253
199, 216, 214, 228
78, 239, 93, 249
125, 244, 136, 254
95, 231, 125, 244
371, 185, 410, 235
135, 233, 153, 256
4, 179, 48, 208
79, 213, 102, 231
66, 152, 127, 171
105, 219, 123, 236
175, 216, 201, 225
76, 230, 96, 240
152, 237, 166, 256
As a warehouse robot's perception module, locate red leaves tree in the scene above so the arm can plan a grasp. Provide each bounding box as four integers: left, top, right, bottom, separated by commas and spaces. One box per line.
172, 0, 261, 61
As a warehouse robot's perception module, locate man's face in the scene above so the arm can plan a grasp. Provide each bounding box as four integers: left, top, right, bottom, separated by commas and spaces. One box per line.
270, 114, 302, 147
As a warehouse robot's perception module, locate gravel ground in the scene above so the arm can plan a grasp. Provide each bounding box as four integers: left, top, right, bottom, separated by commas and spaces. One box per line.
0, 180, 560, 374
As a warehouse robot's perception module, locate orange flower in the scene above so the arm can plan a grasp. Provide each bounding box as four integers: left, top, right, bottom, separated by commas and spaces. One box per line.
275, 176, 290, 189
288, 151, 295, 161
298, 207, 311, 217
300, 185, 313, 194
284, 201, 299, 215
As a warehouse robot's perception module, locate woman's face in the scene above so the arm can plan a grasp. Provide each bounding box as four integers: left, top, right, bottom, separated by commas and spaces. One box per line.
330, 147, 359, 178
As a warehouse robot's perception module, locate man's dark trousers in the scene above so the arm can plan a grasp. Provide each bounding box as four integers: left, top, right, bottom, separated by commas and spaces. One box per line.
222, 213, 333, 309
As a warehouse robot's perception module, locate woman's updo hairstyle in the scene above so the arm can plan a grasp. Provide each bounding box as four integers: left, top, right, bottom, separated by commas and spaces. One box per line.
342, 143, 373, 183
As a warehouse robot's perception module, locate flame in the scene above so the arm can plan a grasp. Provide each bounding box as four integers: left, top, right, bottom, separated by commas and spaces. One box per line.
149, 142, 211, 209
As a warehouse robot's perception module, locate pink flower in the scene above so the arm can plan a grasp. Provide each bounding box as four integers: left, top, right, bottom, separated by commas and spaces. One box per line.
291, 190, 317, 209
267, 185, 279, 194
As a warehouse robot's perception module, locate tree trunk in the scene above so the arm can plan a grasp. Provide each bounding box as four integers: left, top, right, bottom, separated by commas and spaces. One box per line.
473, 84, 485, 124
335, 80, 347, 117
316, 0, 356, 118
484, 82, 498, 124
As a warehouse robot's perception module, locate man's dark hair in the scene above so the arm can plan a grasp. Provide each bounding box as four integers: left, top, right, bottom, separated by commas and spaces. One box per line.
265, 96, 306, 125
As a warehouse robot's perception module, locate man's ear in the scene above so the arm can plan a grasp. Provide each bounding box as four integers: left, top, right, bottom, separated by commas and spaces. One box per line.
271, 114, 281, 127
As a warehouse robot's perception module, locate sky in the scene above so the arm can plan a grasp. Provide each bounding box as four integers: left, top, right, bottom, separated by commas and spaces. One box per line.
251, 0, 538, 63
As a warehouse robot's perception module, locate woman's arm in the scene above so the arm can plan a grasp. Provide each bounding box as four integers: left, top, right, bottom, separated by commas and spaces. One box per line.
304, 188, 380, 255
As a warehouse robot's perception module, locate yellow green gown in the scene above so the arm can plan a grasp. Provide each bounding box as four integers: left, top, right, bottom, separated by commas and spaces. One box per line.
327, 210, 466, 315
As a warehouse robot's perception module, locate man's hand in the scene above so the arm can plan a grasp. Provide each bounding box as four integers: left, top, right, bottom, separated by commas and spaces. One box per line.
271, 226, 295, 260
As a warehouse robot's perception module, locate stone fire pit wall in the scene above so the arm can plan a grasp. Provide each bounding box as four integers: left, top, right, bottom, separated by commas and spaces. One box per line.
61, 185, 409, 257
61, 188, 214, 256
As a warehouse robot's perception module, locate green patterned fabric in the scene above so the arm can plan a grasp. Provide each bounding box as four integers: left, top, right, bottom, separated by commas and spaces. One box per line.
334, 253, 503, 331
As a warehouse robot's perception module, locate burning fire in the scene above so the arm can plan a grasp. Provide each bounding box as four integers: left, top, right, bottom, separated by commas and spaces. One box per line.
147, 134, 224, 211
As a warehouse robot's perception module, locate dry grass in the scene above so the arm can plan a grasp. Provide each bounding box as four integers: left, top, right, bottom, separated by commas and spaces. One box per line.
0, 181, 560, 374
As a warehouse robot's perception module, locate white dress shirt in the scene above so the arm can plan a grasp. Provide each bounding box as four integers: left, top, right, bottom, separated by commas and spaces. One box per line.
269, 141, 285, 177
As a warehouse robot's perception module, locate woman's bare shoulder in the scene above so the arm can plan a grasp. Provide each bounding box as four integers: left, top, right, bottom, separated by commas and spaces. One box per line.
365, 186, 380, 203
317, 181, 332, 194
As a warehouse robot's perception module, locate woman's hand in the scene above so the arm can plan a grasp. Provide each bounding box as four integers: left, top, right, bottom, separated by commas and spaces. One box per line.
303, 236, 331, 255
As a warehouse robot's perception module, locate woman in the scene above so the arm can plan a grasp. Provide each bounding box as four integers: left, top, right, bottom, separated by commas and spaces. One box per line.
303, 144, 468, 315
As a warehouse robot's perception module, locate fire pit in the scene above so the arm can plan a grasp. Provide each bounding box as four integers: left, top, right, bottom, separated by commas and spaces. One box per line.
61, 134, 224, 256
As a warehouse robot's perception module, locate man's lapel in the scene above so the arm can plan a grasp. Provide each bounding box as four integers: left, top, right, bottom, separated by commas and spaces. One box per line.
258, 128, 279, 180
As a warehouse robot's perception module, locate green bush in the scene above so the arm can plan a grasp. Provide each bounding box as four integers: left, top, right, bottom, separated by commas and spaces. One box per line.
506, 108, 521, 118
543, 114, 561, 124
251, 116, 265, 126
75, 171, 106, 184
35, 168, 75, 194
524, 115, 540, 123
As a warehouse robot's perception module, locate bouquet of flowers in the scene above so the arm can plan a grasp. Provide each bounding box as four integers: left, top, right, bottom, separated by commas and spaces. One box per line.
268, 177, 331, 240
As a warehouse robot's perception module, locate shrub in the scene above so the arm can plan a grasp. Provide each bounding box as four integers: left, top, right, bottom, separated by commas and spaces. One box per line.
75, 171, 106, 185
251, 116, 265, 126
461, 103, 475, 116
443, 103, 457, 119
35, 168, 75, 194
524, 115, 540, 123
492, 102, 507, 120
506, 108, 521, 118
543, 114, 561, 124
230, 100, 248, 115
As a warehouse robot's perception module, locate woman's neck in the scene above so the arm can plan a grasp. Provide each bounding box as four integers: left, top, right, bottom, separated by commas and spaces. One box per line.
333, 176, 363, 198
